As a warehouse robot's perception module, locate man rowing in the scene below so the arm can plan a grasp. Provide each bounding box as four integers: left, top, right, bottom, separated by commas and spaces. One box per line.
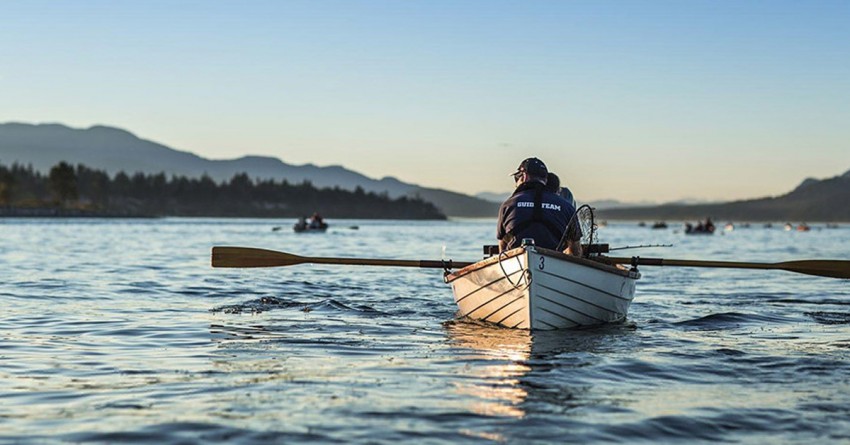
497, 157, 582, 256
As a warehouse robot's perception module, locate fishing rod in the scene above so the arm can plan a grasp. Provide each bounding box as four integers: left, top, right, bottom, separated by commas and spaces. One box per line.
609, 244, 673, 251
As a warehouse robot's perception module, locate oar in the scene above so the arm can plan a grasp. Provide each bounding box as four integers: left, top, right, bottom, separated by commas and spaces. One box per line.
212, 246, 475, 269
603, 256, 850, 279
211, 247, 850, 279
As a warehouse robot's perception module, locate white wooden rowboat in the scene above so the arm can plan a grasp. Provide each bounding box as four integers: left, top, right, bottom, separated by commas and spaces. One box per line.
211, 242, 849, 327
445, 245, 640, 330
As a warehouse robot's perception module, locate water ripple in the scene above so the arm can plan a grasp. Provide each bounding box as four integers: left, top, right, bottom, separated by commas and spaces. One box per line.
1, 219, 848, 443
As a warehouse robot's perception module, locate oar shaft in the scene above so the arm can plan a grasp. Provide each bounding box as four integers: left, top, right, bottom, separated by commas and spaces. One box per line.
308, 257, 473, 269
211, 246, 476, 269
630, 257, 775, 270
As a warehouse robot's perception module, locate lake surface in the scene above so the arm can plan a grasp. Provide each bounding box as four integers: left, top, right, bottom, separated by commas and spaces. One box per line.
2, 218, 849, 444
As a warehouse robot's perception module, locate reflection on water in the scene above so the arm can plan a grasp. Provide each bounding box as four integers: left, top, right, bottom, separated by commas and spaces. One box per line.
444, 320, 637, 423
445, 321, 533, 419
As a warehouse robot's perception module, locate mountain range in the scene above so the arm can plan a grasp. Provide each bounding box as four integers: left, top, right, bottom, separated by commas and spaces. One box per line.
598, 169, 850, 222
2, 122, 846, 221
0, 123, 498, 217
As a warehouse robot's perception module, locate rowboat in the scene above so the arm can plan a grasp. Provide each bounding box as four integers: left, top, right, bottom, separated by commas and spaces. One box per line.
210, 244, 849, 330
685, 225, 715, 235
445, 245, 640, 330
293, 222, 328, 233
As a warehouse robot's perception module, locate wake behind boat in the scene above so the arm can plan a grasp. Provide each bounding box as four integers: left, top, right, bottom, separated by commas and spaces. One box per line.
445, 245, 639, 330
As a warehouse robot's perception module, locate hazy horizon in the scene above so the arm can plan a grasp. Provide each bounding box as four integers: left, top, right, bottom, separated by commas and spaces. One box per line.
2, 1, 848, 202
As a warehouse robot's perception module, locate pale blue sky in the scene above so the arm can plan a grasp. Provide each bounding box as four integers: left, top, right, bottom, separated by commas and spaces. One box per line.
1, 0, 848, 202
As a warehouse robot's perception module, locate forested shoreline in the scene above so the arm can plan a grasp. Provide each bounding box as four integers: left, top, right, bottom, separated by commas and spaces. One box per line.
0, 161, 446, 219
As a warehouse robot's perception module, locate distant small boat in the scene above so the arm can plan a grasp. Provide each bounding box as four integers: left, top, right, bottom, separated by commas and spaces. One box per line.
293, 221, 329, 233
826, 223, 839, 229
638, 222, 647, 227
685, 221, 715, 235
651, 222, 668, 229
784, 223, 793, 231
764, 223, 773, 229
724, 223, 734, 231
797, 224, 811, 232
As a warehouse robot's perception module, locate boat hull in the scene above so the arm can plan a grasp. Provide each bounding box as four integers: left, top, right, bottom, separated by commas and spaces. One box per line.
446, 246, 640, 330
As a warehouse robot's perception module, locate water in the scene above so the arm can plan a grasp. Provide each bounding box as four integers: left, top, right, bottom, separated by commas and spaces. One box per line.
1, 218, 849, 443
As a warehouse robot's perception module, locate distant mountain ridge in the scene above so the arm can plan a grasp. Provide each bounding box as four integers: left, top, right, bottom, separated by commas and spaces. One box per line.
7, 122, 842, 220
475, 192, 710, 209
598, 170, 850, 222
0, 122, 498, 217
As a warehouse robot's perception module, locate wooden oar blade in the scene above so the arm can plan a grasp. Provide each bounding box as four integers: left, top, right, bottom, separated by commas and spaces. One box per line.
212, 246, 305, 268
777, 260, 850, 279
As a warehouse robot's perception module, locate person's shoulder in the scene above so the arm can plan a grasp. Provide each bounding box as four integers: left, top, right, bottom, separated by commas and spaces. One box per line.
498, 194, 516, 212
513, 186, 538, 199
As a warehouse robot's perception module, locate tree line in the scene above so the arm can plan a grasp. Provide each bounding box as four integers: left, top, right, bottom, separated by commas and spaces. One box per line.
0, 161, 446, 219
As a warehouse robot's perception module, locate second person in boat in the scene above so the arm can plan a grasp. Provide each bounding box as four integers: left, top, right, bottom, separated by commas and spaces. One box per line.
309, 212, 325, 229
497, 157, 582, 256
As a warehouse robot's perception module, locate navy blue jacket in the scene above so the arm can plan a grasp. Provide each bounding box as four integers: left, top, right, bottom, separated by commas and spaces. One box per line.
497, 182, 578, 250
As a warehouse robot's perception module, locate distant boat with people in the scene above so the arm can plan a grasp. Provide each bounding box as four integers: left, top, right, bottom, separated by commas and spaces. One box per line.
651, 222, 668, 229
685, 218, 716, 235
293, 222, 328, 233
796, 223, 811, 232
293, 213, 329, 233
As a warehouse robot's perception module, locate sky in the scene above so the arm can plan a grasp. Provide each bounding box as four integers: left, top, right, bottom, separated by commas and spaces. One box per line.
1, 0, 848, 203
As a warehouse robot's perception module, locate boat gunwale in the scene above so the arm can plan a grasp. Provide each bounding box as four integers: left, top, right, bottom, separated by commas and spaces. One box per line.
535, 247, 640, 279
445, 246, 639, 283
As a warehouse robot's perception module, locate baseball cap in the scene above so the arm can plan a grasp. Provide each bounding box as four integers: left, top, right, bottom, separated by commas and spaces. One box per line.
511, 157, 548, 179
